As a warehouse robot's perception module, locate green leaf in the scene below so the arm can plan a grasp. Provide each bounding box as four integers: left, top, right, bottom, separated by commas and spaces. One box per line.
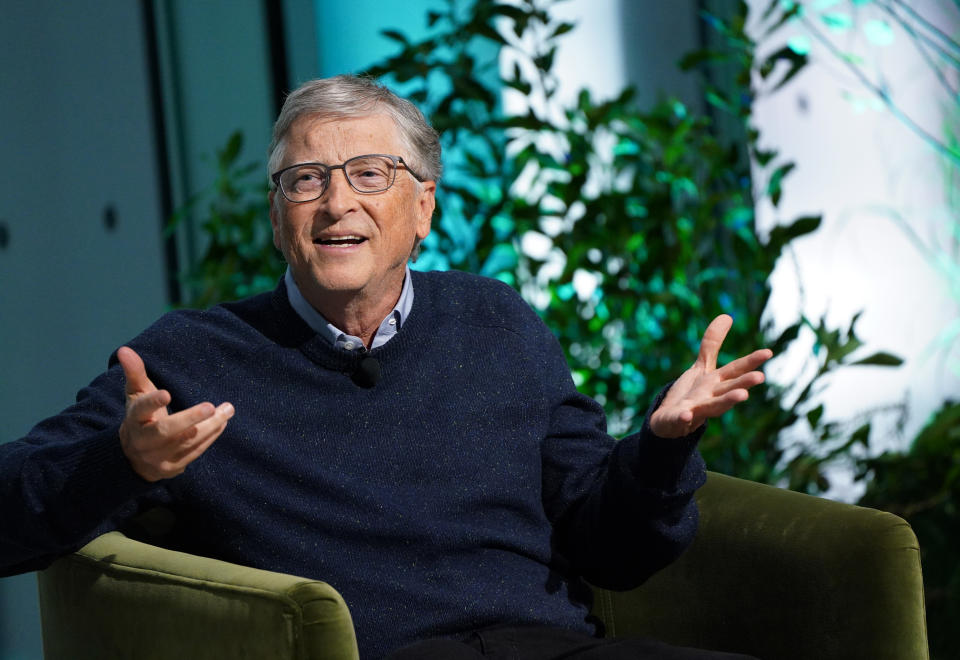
705, 90, 732, 112
472, 22, 508, 46
550, 21, 575, 39
851, 352, 904, 367
767, 162, 796, 206
503, 75, 533, 95
533, 46, 557, 73
381, 29, 409, 45
767, 214, 821, 252
489, 2, 527, 24
218, 131, 243, 168
821, 12, 853, 32
764, 46, 809, 92
848, 423, 871, 448
678, 48, 727, 71
753, 147, 777, 167
807, 404, 824, 429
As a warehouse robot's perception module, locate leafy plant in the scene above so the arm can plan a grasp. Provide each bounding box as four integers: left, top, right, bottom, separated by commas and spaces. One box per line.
169, 131, 282, 308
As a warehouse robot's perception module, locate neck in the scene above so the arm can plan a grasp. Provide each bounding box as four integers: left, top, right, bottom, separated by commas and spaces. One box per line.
296, 271, 405, 348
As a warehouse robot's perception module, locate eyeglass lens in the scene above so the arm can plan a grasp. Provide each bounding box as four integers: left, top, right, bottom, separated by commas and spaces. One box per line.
279, 155, 398, 201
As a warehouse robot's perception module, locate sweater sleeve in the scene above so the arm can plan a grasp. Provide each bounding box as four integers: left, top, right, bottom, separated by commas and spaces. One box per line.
0, 359, 161, 576
536, 326, 706, 591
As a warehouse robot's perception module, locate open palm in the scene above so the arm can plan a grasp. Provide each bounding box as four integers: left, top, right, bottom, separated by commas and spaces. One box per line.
649, 315, 773, 438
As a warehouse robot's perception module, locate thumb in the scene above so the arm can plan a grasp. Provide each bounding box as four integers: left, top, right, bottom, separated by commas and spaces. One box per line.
117, 347, 156, 396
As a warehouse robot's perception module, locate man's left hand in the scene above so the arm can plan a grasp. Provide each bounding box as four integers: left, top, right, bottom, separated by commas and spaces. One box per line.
649, 314, 773, 439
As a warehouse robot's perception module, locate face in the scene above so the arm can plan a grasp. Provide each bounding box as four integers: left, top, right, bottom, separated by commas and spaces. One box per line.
269, 113, 435, 311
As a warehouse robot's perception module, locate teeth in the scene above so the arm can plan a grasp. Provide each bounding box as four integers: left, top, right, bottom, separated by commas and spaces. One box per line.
318, 235, 365, 244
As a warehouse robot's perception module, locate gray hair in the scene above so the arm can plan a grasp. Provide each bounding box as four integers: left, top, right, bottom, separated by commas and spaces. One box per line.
268, 75, 443, 184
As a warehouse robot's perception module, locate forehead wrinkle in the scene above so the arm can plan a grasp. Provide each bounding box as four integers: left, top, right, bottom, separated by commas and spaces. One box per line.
286, 114, 403, 166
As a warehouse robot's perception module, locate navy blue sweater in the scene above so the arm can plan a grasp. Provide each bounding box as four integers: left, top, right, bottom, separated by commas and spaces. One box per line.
1, 270, 705, 658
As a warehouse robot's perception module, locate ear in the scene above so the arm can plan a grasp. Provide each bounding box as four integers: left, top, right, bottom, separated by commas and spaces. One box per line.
415, 180, 436, 241
268, 190, 282, 250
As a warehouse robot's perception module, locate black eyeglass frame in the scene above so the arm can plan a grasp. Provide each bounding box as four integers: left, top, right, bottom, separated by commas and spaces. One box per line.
270, 154, 426, 203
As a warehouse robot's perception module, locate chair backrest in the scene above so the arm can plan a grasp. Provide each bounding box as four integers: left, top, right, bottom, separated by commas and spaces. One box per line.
591, 472, 929, 660
37, 531, 359, 660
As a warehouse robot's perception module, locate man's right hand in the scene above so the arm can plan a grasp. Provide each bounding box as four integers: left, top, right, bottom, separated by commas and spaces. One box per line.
117, 346, 234, 482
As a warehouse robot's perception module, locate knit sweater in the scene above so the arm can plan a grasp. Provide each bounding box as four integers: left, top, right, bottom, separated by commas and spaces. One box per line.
1, 270, 705, 658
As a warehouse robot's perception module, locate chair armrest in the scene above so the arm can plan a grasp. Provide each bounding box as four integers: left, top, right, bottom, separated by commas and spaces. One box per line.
591, 471, 929, 660
38, 531, 358, 660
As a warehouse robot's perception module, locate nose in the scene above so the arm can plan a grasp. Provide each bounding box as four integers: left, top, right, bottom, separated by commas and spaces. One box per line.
318, 168, 358, 217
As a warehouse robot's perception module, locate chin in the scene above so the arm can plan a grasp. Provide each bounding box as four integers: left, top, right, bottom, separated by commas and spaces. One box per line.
310, 273, 367, 295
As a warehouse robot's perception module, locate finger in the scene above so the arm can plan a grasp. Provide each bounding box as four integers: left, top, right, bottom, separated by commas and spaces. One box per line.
697, 315, 734, 370
118, 347, 156, 397
124, 403, 233, 481
691, 389, 750, 420
126, 388, 173, 423
181, 402, 234, 444
716, 348, 774, 380
154, 401, 219, 439
170, 404, 234, 464
712, 370, 765, 397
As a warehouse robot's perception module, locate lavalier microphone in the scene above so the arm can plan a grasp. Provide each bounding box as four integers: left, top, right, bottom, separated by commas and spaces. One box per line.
352, 355, 381, 388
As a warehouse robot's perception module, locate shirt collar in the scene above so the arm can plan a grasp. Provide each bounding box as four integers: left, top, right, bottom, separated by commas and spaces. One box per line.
284, 266, 414, 351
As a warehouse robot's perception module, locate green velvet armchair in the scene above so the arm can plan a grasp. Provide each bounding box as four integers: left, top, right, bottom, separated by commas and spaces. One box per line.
37, 472, 928, 659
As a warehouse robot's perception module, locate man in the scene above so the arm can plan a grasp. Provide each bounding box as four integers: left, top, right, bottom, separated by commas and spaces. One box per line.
0, 76, 771, 659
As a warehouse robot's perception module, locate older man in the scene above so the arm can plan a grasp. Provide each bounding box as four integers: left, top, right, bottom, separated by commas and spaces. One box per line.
0, 76, 770, 659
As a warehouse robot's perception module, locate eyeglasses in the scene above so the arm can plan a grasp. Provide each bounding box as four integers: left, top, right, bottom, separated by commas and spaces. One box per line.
271, 154, 425, 203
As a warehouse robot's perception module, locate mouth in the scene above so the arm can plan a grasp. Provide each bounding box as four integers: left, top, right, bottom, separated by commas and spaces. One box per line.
313, 235, 368, 247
